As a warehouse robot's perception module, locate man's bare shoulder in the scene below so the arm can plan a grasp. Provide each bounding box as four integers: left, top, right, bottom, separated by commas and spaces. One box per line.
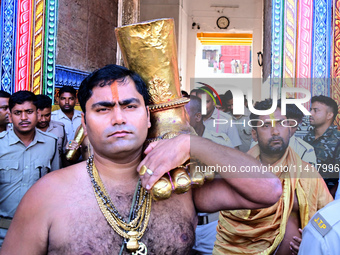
36, 161, 86, 187
21, 162, 89, 209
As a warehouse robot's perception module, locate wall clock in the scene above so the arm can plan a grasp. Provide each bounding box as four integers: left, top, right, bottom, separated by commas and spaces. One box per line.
216, 16, 230, 29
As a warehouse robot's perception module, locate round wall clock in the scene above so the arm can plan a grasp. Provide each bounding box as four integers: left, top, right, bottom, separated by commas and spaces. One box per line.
216, 16, 230, 29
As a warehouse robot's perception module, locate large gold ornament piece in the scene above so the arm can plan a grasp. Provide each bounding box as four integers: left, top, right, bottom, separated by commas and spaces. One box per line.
150, 161, 214, 201
66, 126, 86, 160
148, 77, 174, 104
116, 19, 214, 200
170, 167, 191, 194
115, 19, 181, 104
151, 175, 173, 200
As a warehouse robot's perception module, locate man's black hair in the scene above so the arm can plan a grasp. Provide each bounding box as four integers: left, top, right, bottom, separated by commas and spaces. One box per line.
190, 88, 199, 95
59, 85, 77, 98
249, 99, 280, 129
36, 95, 52, 110
277, 99, 304, 122
311, 95, 339, 122
196, 86, 214, 97
215, 94, 227, 109
9, 91, 37, 111
181, 90, 189, 98
0, 90, 11, 98
78, 64, 149, 113
224, 90, 233, 100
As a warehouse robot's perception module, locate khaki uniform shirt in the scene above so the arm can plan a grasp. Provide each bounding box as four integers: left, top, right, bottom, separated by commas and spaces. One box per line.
0, 128, 59, 218
230, 107, 252, 153
289, 135, 317, 166
203, 108, 242, 148
51, 109, 82, 141
202, 128, 234, 148
46, 120, 68, 167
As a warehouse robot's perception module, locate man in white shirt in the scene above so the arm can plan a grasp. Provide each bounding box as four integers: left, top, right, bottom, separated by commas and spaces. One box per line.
51, 86, 82, 141
225, 90, 252, 153
196, 87, 242, 149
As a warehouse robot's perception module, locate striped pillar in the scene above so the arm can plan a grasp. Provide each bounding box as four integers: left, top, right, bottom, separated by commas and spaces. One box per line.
31, 0, 45, 95
283, 0, 297, 92
14, 0, 33, 92
43, 0, 58, 102
296, 0, 313, 109
311, 0, 332, 96
271, 0, 285, 92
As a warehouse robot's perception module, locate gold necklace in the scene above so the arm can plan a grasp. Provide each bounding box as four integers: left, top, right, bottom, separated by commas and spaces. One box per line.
87, 156, 152, 254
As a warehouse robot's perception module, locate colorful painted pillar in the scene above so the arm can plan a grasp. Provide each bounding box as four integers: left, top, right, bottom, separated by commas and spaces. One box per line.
0, 0, 58, 101
332, 0, 340, 127
271, 0, 339, 129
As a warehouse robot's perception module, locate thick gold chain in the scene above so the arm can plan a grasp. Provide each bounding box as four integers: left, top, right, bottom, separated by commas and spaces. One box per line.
90, 161, 152, 242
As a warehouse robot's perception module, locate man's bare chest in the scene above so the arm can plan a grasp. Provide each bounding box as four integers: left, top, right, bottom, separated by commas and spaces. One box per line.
47, 191, 196, 255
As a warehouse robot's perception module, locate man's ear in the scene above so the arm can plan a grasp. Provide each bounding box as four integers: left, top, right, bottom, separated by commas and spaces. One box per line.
326, 110, 334, 122
146, 106, 151, 128
81, 112, 87, 136
251, 128, 258, 142
195, 112, 202, 122
8, 112, 12, 123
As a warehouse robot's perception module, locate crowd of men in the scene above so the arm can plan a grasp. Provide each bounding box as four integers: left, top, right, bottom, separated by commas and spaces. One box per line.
0, 66, 339, 254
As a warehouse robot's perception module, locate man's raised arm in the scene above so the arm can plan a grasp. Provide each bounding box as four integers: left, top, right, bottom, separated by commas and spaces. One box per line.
138, 134, 282, 211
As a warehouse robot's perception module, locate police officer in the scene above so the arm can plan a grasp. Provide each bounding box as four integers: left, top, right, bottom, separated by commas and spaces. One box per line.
299, 199, 340, 254
51, 85, 82, 142
304, 95, 340, 196
36, 94, 68, 167
0, 91, 59, 246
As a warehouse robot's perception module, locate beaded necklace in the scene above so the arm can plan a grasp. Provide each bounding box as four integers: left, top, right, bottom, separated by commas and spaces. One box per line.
87, 156, 152, 254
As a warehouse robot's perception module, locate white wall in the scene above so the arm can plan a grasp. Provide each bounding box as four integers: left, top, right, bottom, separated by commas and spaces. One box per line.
185, 0, 263, 100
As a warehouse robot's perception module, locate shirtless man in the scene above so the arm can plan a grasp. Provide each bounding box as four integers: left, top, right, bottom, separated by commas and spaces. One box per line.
1, 65, 281, 254
213, 99, 333, 255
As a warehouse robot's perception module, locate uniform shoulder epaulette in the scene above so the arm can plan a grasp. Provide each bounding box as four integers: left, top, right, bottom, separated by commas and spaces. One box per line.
311, 200, 340, 237
37, 128, 58, 140
0, 130, 8, 138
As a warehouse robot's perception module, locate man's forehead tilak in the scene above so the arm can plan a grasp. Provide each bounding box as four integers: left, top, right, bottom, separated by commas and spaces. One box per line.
111, 82, 119, 101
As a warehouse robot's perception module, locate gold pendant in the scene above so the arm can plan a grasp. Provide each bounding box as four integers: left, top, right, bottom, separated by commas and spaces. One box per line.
132, 242, 147, 255
126, 231, 139, 251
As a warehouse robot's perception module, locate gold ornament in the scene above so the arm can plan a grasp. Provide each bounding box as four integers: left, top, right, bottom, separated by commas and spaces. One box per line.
87, 157, 152, 253
66, 126, 86, 160
148, 77, 174, 104
151, 175, 172, 201
170, 167, 191, 194
139, 165, 147, 176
